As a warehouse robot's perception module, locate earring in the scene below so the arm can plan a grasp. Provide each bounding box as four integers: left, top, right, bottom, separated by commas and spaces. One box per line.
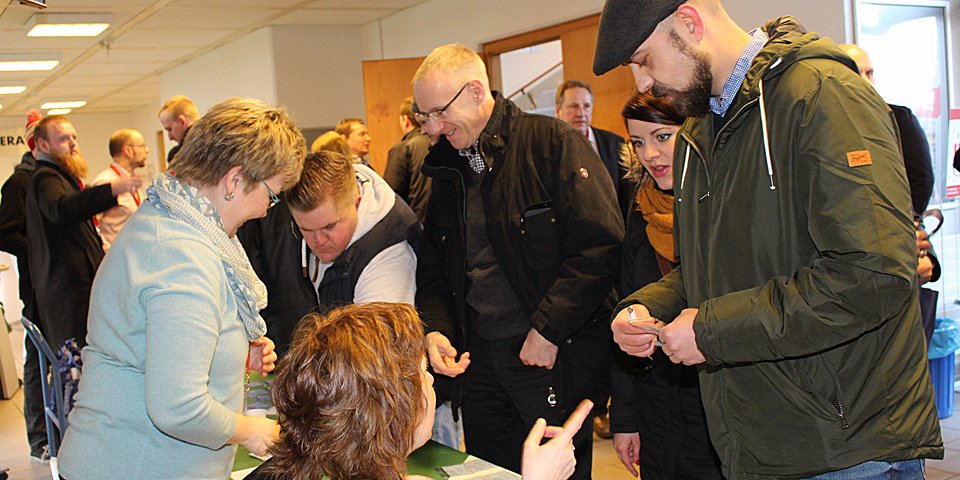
225, 192, 235, 201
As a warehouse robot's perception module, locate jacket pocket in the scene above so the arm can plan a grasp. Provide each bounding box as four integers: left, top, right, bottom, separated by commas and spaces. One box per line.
513, 202, 561, 272
797, 354, 850, 429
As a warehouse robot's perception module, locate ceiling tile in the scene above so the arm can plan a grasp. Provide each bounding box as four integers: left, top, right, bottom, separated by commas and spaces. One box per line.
271, 8, 395, 26
169, 0, 306, 7
69, 61, 164, 76
108, 28, 234, 49
307, 0, 424, 7
133, 8, 279, 30
86, 47, 195, 64
0, 0, 431, 119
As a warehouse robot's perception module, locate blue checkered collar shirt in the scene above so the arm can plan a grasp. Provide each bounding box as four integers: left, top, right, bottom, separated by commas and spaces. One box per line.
710, 28, 769, 117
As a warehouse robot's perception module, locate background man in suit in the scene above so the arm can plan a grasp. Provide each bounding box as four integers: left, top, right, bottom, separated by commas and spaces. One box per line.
556, 80, 633, 218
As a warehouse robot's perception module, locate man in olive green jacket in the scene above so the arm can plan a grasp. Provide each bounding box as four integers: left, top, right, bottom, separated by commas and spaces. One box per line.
594, 1, 942, 478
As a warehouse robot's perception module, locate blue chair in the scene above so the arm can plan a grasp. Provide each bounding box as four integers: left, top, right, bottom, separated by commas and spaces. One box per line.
20, 317, 67, 476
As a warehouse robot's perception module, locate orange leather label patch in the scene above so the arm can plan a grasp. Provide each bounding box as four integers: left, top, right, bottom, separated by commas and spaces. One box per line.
846, 150, 872, 167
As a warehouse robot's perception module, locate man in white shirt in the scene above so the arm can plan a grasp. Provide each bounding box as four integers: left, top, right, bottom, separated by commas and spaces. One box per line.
92, 128, 148, 250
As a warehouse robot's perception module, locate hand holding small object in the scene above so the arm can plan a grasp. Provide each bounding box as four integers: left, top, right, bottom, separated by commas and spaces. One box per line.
611, 304, 661, 357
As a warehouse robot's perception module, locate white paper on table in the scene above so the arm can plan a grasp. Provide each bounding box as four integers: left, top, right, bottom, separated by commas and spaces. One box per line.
442, 456, 521, 479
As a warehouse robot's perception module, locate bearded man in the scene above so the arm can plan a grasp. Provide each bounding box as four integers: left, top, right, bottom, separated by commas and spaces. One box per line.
595, 0, 942, 478
25, 115, 142, 349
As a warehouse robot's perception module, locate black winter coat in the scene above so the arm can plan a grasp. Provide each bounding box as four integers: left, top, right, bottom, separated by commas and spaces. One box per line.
26, 159, 115, 348
0, 152, 37, 320
416, 94, 623, 408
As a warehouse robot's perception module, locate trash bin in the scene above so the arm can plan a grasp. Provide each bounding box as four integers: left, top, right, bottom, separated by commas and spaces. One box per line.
928, 317, 960, 419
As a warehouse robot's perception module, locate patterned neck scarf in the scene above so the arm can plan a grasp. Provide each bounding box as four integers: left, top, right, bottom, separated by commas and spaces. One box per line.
146, 173, 267, 341
459, 142, 486, 174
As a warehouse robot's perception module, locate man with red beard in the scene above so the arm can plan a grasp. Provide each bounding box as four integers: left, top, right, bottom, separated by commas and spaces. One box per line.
25, 115, 142, 350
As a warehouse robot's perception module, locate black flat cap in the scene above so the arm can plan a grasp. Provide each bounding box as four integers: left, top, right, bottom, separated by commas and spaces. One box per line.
593, 0, 686, 75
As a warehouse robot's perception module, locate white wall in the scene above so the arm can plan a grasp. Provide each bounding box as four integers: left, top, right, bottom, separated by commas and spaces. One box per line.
724, 0, 846, 41
272, 26, 366, 130
0, 108, 161, 186
360, 0, 603, 60
159, 28, 277, 159
360, 0, 848, 61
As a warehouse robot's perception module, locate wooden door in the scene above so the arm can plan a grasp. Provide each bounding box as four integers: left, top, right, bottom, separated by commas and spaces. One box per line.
362, 57, 425, 175
482, 14, 636, 139
560, 21, 636, 139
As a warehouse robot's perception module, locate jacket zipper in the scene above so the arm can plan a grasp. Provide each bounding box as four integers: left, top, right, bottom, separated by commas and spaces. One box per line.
831, 393, 851, 429
711, 97, 760, 160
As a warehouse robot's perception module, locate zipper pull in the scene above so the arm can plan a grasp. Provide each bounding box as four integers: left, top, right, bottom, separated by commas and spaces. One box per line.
547, 387, 557, 408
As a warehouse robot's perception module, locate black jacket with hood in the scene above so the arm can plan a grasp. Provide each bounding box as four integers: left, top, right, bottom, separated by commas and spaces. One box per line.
619, 17, 942, 479
417, 93, 624, 409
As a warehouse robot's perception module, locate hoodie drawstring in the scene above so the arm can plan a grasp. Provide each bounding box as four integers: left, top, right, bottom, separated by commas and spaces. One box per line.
758, 77, 777, 191
678, 144, 692, 203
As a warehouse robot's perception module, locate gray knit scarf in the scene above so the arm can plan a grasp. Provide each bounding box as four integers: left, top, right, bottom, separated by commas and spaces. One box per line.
146, 173, 267, 341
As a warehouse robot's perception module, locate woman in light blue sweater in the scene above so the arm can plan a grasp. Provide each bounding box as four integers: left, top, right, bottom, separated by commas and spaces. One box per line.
58, 98, 306, 480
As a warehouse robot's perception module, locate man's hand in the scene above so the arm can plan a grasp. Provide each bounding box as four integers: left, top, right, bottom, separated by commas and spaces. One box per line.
658, 308, 706, 365
521, 399, 593, 480
110, 177, 143, 197
611, 304, 659, 357
919, 255, 934, 284
917, 228, 932, 257
519, 327, 559, 369
426, 331, 470, 377
248, 336, 277, 375
613, 432, 641, 477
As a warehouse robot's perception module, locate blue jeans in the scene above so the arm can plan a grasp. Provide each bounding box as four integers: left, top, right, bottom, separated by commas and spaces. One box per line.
805, 459, 925, 479
431, 401, 462, 449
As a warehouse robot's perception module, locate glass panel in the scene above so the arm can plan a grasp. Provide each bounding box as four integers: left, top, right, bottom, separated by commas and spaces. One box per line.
858, 2, 949, 204
499, 40, 564, 115
858, 2, 960, 334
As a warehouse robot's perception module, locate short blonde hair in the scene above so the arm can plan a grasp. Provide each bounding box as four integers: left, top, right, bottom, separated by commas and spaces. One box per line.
286, 150, 355, 212
310, 130, 352, 157
173, 97, 305, 191
412, 43, 489, 89
157, 95, 200, 122
266, 303, 427, 480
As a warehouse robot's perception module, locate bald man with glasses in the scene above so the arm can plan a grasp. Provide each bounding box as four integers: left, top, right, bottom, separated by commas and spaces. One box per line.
412, 43, 623, 479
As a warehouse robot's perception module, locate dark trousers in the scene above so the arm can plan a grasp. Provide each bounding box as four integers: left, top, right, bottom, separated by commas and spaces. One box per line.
23, 333, 47, 454
461, 335, 593, 479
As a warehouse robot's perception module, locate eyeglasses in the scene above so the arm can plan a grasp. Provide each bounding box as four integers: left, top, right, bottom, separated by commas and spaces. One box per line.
413, 83, 469, 125
263, 181, 280, 209
126, 143, 147, 149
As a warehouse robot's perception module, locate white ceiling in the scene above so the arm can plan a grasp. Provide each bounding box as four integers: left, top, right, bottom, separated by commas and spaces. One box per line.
0, 0, 426, 119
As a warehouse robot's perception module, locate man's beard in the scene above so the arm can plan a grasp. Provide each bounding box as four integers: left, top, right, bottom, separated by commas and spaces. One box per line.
650, 29, 714, 118
52, 150, 88, 180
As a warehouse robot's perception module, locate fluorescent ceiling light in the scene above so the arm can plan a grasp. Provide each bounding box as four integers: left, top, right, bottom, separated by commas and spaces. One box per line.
46, 108, 71, 115
27, 13, 111, 37
0, 86, 27, 95
42, 101, 86, 110
0, 60, 58, 71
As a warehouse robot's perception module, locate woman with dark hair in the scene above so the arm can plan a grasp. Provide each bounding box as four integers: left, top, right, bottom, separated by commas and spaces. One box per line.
254, 302, 592, 480
609, 91, 723, 479
58, 98, 307, 479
